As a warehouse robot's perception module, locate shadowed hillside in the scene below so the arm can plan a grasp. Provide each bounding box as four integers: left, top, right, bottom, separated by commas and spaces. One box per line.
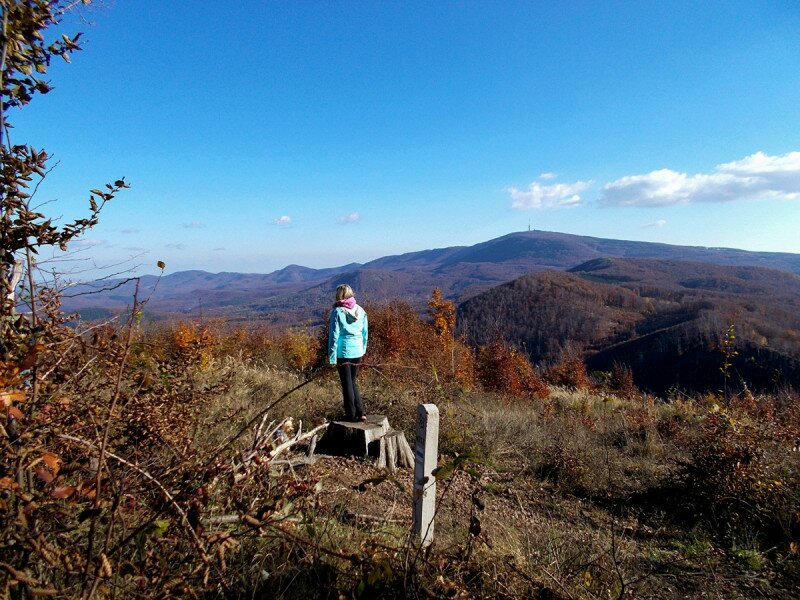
457, 257, 800, 393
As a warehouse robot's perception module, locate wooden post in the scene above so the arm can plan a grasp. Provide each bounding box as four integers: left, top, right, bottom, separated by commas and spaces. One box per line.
412, 403, 439, 547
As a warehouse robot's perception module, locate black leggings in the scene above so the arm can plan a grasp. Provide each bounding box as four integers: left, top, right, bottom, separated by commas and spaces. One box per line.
336, 356, 365, 421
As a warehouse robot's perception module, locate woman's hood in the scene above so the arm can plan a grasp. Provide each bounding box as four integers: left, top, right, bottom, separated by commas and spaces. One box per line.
341, 304, 364, 323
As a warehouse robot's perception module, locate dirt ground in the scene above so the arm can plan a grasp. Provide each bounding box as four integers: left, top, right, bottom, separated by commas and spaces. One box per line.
289, 454, 798, 599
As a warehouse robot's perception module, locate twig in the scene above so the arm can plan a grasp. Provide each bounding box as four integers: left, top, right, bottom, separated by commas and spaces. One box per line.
83, 280, 140, 597
346, 511, 407, 524
58, 434, 218, 573
62, 276, 141, 299
202, 515, 242, 525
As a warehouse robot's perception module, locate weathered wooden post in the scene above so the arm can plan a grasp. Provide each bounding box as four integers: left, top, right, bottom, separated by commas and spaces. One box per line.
412, 403, 439, 547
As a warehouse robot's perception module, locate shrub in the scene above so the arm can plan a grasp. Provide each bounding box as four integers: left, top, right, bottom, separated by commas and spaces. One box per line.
611, 361, 638, 399
353, 301, 476, 391
680, 399, 800, 549
279, 329, 320, 372
476, 339, 549, 399
171, 321, 216, 369
543, 349, 590, 390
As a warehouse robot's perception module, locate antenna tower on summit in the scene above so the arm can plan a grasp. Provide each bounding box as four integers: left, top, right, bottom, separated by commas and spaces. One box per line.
528, 220, 531, 232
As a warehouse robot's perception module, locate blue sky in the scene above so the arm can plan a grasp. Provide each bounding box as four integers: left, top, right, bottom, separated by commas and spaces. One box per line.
14, 0, 800, 276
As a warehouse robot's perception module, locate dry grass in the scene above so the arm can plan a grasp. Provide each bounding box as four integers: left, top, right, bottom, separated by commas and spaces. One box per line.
192, 357, 799, 598
8, 314, 794, 598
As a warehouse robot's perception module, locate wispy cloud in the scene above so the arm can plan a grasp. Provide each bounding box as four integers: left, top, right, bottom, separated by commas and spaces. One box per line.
213, 247, 226, 252
183, 221, 206, 229
273, 215, 292, 226
120, 228, 140, 235
72, 239, 106, 248
337, 212, 360, 224
506, 180, 593, 210
601, 151, 800, 207
539, 172, 557, 180
642, 219, 667, 229
123, 246, 147, 252
165, 243, 187, 250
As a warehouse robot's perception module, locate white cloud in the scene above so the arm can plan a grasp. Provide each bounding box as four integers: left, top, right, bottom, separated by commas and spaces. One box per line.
213, 247, 226, 252
165, 243, 187, 250
642, 219, 667, 229
120, 228, 140, 235
601, 151, 800, 207
337, 212, 360, 224
182, 221, 205, 229
273, 215, 292, 226
539, 172, 557, 180
506, 180, 593, 210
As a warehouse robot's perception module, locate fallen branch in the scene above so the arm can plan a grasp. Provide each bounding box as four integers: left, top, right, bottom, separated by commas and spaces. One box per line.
343, 511, 407, 524
269, 422, 328, 461
203, 372, 324, 470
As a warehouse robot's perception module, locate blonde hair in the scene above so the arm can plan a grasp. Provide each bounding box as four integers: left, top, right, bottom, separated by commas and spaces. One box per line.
335, 284, 354, 302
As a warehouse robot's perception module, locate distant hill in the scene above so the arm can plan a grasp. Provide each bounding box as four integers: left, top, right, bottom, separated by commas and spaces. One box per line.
62, 230, 800, 326
457, 257, 800, 393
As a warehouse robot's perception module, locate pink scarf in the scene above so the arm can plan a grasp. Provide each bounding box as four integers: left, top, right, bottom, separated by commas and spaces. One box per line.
335, 297, 356, 310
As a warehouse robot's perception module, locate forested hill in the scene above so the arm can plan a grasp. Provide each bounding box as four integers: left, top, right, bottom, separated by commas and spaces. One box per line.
63, 230, 800, 322
457, 258, 800, 393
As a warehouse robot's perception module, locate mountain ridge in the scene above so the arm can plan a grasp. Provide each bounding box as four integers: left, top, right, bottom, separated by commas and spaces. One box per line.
62, 230, 800, 323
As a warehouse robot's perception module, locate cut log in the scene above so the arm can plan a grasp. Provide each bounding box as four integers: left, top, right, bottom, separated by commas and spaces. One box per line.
307, 434, 318, 457
377, 430, 414, 472
394, 430, 415, 468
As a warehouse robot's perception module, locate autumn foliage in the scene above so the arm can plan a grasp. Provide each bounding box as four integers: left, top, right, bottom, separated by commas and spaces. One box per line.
543, 349, 591, 390
172, 321, 216, 369
476, 339, 549, 400
344, 298, 476, 390
680, 396, 800, 547
279, 328, 320, 372
428, 287, 456, 342
5, 2, 800, 598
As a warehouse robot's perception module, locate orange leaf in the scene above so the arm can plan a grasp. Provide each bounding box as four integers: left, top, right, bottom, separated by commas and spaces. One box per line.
77, 481, 97, 500
52, 485, 76, 499
7, 406, 24, 420
41, 452, 60, 470
0, 390, 25, 407
20, 343, 44, 370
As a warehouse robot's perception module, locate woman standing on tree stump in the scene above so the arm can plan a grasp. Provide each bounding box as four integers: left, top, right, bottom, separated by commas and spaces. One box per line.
328, 284, 369, 422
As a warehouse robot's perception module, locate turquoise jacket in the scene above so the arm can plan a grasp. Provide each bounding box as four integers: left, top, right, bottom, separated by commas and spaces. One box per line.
328, 304, 368, 364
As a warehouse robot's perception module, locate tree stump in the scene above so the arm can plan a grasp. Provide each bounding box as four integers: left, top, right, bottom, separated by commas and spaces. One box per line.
376, 430, 415, 473
317, 415, 389, 457
317, 415, 414, 471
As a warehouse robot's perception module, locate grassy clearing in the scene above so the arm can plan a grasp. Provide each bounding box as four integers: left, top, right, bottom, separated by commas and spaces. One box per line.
193, 360, 799, 598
